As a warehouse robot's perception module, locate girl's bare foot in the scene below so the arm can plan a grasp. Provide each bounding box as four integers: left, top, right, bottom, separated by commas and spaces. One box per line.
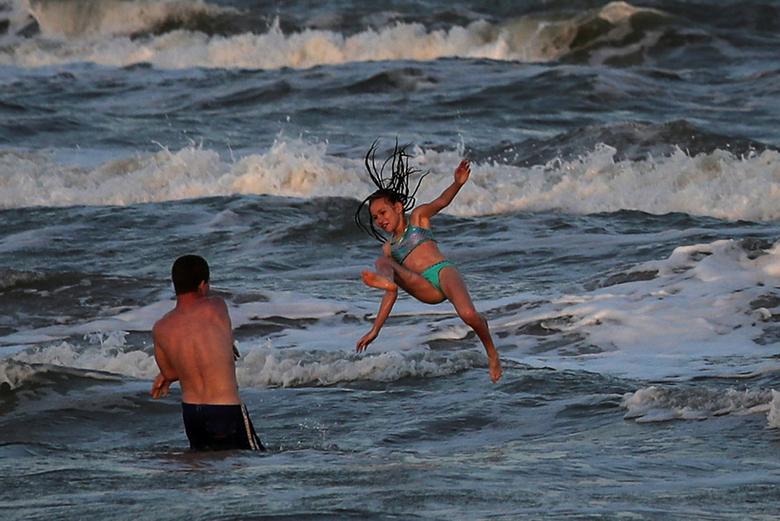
489, 356, 503, 383
361, 270, 397, 291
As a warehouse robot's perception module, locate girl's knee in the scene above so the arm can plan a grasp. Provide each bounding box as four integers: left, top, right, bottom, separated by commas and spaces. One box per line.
458, 307, 484, 327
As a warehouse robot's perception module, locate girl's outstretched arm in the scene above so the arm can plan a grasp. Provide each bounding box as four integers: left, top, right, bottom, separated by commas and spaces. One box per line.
412, 159, 471, 225
356, 286, 398, 352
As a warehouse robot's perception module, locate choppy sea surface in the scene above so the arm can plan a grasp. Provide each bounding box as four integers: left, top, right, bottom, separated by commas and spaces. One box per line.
1, 0, 780, 519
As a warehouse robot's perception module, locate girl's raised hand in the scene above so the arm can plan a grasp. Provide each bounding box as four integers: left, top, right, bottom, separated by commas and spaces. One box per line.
454, 159, 471, 185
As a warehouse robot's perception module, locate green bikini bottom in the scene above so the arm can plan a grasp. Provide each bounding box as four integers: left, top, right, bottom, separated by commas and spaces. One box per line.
420, 260, 455, 291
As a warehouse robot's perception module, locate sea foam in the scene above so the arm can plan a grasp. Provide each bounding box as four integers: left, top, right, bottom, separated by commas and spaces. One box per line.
2, 1, 665, 69
2, 140, 779, 222
492, 238, 780, 380
622, 384, 777, 427
5, 340, 483, 390
768, 390, 780, 429
24, 0, 233, 39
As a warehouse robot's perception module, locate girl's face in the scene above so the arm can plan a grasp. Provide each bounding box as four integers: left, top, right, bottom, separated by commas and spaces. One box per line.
369, 197, 404, 234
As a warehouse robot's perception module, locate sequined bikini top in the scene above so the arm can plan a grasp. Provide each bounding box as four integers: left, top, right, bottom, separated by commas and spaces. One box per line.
390, 225, 435, 263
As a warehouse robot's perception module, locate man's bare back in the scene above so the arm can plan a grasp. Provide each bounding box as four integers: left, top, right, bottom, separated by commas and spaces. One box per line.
150, 255, 263, 451
152, 292, 241, 404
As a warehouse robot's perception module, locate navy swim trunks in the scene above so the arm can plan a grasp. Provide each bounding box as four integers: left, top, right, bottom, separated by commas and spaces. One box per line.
181, 403, 264, 451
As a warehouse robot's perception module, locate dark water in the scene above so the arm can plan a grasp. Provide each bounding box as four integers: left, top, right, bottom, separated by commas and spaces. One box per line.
1, 0, 780, 519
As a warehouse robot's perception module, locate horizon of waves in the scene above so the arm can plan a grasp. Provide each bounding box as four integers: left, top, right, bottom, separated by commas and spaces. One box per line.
1, 2, 680, 70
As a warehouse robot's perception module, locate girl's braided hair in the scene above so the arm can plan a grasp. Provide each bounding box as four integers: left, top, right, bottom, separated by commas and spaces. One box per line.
354, 140, 429, 242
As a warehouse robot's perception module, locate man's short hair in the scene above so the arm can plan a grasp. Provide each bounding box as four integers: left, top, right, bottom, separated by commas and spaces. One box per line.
171, 255, 210, 295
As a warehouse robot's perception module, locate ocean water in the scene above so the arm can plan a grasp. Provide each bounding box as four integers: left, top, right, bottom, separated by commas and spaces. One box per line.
2, 0, 780, 519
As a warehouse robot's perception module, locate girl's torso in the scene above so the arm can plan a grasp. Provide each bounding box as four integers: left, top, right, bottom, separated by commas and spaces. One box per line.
389, 223, 446, 270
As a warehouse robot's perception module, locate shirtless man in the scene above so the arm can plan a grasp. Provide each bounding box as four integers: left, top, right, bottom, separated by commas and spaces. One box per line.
150, 255, 264, 451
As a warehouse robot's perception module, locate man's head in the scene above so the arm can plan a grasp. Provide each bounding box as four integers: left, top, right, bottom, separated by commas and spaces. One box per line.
171, 255, 210, 295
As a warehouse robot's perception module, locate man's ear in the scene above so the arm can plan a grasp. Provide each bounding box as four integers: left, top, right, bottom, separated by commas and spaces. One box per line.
197, 280, 209, 295
394, 201, 404, 214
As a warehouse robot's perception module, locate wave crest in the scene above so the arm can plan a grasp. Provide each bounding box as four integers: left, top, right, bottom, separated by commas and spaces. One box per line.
3, 139, 780, 222
3, 1, 670, 69
5, 339, 483, 389
24, 0, 236, 39
236, 349, 482, 388
768, 390, 780, 429
622, 384, 780, 429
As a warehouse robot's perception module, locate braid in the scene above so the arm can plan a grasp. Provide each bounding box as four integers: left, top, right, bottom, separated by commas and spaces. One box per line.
354, 139, 429, 242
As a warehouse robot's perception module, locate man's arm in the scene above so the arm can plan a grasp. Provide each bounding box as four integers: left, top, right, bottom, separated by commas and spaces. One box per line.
150, 325, 179, 398
412, 159, 471, 225
151, 372, 175, 399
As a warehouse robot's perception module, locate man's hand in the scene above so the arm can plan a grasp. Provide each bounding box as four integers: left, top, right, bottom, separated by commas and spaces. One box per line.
150, 372, 172, 399
356, 330, 378, 353
454, 159, 471, 186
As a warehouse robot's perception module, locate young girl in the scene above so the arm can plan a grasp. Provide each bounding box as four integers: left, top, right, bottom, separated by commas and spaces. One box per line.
354, 142, 503, 383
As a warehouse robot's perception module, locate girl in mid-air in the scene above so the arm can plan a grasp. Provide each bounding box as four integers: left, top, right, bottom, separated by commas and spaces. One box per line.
354, 142, 503, 383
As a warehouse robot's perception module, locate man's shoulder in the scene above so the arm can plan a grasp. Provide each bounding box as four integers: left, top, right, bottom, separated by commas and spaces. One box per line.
204, 295, 229, 312
152, 308, 177, 335
153, 296, 229, 333
205, 294, 227, 305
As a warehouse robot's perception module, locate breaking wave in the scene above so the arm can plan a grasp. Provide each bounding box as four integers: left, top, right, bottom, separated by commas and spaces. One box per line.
2, 139, 780, 222
4, 341, 483, 390
1, 1, 671, 69
622, 384, 780, 430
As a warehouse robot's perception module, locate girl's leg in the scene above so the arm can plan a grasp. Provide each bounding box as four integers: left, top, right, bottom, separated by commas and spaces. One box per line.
361, 257, 398, 292
438, 267, 503, 383
362, 256, 445, 304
